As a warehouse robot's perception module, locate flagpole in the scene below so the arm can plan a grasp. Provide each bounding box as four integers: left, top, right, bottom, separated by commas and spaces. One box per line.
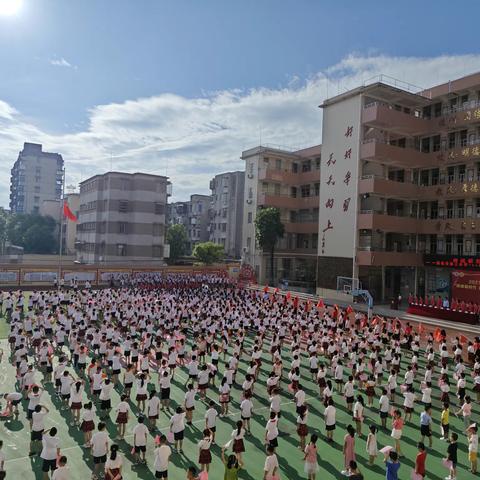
57, 167, 65, 291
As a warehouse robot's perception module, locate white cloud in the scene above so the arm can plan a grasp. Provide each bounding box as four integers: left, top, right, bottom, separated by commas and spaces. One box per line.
49, 57, 74, 68
2, 53, 480, 206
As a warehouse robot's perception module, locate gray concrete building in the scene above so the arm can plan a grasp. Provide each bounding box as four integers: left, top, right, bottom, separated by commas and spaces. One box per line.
167, 195, 211, 253
10, 143, 64, 214
75, 172, 169, 264
209, 171, 245, 259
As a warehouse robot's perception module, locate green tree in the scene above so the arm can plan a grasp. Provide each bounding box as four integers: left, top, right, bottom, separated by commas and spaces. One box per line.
254, 207, 285, 285
192, 241, 224, 265
0, 208, 8, 255
166, 224, 188, 263
6, 214, 58, 254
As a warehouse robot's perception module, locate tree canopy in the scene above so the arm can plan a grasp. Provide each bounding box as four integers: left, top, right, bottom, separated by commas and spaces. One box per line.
254, 207, 285, 252
254, 207, 285, 284
6, 213, 58, 254
166, 224, 188, 262
192, 241, 224, 265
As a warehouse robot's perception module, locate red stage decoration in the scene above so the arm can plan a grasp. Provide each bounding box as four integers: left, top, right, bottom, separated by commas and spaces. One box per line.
451, 270, 480, 303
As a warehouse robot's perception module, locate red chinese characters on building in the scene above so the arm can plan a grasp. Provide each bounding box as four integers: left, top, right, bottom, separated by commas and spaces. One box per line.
343, 171, 351, 186
325, 198, 334, 209
344, 148, 352, 159
343, 197, 351, 212
344, 126, 353, 137
326, 175, 335, 186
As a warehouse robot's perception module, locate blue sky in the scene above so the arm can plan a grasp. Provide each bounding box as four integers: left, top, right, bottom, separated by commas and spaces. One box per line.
1, 0, 480, 205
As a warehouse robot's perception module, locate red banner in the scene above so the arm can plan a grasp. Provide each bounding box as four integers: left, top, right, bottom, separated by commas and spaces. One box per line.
451, 270, 480, 303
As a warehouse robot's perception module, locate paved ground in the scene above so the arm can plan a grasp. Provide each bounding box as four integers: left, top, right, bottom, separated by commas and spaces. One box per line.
0, 306, 477, 479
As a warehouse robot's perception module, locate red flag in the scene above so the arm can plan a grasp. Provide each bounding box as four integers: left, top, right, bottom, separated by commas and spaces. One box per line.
263, 285, 269, 294
371, 316, 378, 326
346, 305, 353, 315
286, 291, 291, 301
293, 296, 299, 309
274, 287, 279, 295
63, 202, 77, 222
434, 328, 442, 342
460, 334, 468, 344
316, 299, 325, 309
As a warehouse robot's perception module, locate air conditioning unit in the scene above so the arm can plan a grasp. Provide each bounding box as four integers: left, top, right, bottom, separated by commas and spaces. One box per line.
246, 199, 253, 204
247, 174, 254, 179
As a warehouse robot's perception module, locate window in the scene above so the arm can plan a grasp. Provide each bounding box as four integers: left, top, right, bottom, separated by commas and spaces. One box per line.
274, 183, 280, 195
118, 222, 128, 234
247, 212, 252, 223
198, 203, 203, 213
300, 184, 311, 198
302, 160, 312, 172
118, 200, 129, 213
248, 188, 253, 199
314, 183, 320, 196
292, 163, 298, 173
117, 244, 126, 256
154, 202, 165, 215
445, 235, 452, 254
246, 237, 251, 249
34, 196, 40, 204
448, 132, 456, 149
433, 102, 442, 117
275, 159, 282, 170
315, 157, 321, 170
35, 176, 41, 183
152, 245, 163, 258
34, 186, 40, 193
290, 187, 297, 198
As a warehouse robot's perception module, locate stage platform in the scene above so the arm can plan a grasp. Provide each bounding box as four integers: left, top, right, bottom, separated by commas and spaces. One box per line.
407, 303, 479, 325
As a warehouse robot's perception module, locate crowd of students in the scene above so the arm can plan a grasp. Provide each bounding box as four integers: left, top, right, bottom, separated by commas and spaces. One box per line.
0, 273, 478, 480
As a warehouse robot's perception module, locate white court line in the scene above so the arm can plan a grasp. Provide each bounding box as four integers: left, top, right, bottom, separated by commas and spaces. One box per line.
5, 394, 317, 464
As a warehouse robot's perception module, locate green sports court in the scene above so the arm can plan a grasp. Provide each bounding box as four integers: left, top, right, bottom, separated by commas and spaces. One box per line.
0, 298, 477, 480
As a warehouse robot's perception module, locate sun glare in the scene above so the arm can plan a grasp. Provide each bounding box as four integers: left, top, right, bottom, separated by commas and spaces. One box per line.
0, 0, 23, 16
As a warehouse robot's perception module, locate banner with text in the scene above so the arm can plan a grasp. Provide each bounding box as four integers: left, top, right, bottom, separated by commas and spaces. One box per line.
451, 270, 480, 303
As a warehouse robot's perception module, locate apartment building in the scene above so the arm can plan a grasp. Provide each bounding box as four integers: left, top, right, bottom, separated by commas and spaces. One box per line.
318, 72, 480, 302
75, 172, 169, 264
167, 194, 211, 253
209, 171, 245, 259
10, 143, 64, 214
242, 145, 322, 292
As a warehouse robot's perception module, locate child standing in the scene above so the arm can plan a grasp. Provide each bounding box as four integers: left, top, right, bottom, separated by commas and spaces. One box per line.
445, 432, 458, 480
303, 434, 319, 480
467, 424, 478, 474
440, 403, 450, 441
366, 425, 378, 465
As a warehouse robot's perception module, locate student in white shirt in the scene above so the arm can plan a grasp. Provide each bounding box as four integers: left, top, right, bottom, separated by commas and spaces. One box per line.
198, 429, 213, 473
40, 427, 60, 480
91, 422, 109, 480
324, 398, 336, 442
240, 393, 254, 434
104, 445, 122, 480
263, 446, 279, 480
154, 435, 171, 479
170, 407, 186, 453
30, 404, 49, 456
51, 455, 69, 480
265, 412, 279, 449
204, 401, 218, 443
133, 416, 149, 464
147, 390, 161, 431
